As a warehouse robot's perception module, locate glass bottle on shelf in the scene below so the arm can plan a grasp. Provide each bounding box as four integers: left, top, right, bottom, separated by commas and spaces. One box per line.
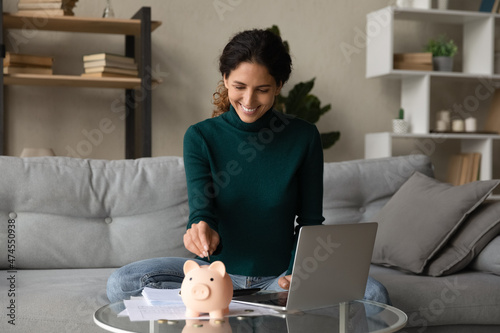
102, 0, 115, 18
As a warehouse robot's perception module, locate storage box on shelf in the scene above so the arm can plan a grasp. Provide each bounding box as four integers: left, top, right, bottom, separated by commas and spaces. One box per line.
365, 6, 500, 188
0, 2, 162, 158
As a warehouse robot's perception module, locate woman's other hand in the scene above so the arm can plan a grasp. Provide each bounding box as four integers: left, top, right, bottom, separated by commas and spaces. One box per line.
278, 275, 292, 290
183, 221, 220, 258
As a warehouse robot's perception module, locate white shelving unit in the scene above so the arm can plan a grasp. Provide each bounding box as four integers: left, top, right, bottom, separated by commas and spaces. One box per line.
365, 5, 500, 182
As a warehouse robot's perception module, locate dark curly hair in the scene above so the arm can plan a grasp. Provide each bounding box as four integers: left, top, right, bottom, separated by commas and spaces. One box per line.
212, 29, 292, 117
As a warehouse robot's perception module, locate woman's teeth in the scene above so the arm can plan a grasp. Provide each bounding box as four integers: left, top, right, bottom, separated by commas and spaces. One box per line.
241, 105, 257, 112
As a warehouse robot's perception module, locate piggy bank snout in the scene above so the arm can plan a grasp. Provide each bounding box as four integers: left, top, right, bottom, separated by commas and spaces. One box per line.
190, 283, 211, 300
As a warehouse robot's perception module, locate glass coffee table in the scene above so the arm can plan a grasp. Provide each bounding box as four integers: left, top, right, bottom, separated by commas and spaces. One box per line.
94, 299, 407, 333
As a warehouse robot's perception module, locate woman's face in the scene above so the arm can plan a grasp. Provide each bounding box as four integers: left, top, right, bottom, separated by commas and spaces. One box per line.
224, 62, 282, 123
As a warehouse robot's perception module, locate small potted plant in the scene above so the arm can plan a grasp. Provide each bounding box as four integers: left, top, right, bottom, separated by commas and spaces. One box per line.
393, 108, 409, 134
424, 35, 458, 72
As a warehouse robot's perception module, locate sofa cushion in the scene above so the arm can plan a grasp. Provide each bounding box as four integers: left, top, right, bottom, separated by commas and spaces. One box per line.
323, 155, 433, 224
371, 172, 499, 274
425, 201, 500, 276
471, 236, 500, 275
0, 156, 192, 269
369, 264, 500, 327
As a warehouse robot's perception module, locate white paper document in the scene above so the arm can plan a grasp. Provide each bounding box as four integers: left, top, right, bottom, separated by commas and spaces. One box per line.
142, 287, 183, 305
122, 288, 278, 321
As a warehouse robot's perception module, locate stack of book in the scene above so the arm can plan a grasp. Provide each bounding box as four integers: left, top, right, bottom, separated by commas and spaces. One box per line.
81, 53, 139, 78
393, 52, 433, 71
3, 52, 54, 75
16, 0, 78, 17
447, 153, 481, 186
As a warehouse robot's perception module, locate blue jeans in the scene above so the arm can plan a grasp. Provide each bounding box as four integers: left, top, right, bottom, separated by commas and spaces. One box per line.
106, 257, 391, 305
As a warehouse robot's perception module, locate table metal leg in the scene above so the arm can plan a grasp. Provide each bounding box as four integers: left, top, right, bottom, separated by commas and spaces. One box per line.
339, 302, 349, 333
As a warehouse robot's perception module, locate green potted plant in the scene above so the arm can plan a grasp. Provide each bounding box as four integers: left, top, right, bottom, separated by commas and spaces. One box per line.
424, 34, 458, 72
268, 25, 340, 149
392, 108, 409, 134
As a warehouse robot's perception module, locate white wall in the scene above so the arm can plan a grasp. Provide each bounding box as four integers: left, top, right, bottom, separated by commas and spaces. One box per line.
3, 0, 492, 170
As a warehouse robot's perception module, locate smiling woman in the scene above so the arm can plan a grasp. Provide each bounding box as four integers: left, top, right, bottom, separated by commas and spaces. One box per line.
106, 29, 391, 307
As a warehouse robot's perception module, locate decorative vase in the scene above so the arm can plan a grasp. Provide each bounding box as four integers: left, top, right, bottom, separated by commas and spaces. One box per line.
433, 56, 453, 72
102, 0, 115, 18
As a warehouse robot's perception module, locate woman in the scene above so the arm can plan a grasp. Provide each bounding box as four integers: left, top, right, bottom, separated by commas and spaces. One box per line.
107, 29, 390, 305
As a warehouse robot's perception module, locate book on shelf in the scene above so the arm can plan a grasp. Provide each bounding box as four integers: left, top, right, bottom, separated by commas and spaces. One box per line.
83, 53, 136, 65
83, 59, 138, 71
18, 0, 64, 2
447, 153, 481, 186
81, 72, 139, 79
16, 0, 78, 16
84, 66, 138, 76
3, 66, 53, 75
459, 154, 473, 185
3, 52, 54, 75
82, 53, 138, 78
3, 52, 54, 67
485, 89, 500, 134
18, 2, 63, 9
493, 0, 500, 12
18, 0, 78, 6
393, 52, 432, 63
393, 52, 432, 71
478, 0, 500, 12
470, 153, 481, 184
479, 0, 496, 12
447, 154, 463, 186
16, 9, 66, 16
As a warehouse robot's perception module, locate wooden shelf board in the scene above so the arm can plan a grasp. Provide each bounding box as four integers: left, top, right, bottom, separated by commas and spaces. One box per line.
4, 73, 143, 89
3, 12, 161, 35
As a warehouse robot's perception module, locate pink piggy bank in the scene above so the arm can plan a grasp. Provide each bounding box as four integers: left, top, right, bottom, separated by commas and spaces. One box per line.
181, 260, 233, 319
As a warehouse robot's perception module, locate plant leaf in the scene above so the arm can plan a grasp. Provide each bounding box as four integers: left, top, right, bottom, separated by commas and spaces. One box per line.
319, 104, 332, 116
284, 78, 315, 117
267, 25, 289, 53
320, 131, 341, 149
301, 95, 321, 123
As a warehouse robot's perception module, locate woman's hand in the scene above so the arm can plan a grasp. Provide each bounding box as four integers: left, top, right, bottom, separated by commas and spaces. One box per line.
183, 221, 220, 258
278, 275, 292, 290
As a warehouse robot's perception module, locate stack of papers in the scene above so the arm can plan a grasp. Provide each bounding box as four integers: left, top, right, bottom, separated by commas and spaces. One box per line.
120, 287, 279, 321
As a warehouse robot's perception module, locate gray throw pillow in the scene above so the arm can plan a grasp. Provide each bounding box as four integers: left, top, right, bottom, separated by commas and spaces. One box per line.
471, 236, 500, 275
425, 201, 500, 276
371, 172, 499, 274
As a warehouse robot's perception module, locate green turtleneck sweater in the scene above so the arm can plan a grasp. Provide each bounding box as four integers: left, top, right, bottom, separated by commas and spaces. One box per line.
183, 105, 324, 277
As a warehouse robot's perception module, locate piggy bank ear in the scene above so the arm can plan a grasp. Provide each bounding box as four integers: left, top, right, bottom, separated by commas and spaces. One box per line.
208, 261, 226, 277
183, 260, 201, 274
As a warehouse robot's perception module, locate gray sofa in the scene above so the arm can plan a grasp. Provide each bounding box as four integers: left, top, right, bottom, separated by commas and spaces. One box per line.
0, 155, 499, 332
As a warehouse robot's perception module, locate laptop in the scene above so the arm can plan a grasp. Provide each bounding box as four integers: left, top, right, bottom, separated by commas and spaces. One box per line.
232, 223, 378, 312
